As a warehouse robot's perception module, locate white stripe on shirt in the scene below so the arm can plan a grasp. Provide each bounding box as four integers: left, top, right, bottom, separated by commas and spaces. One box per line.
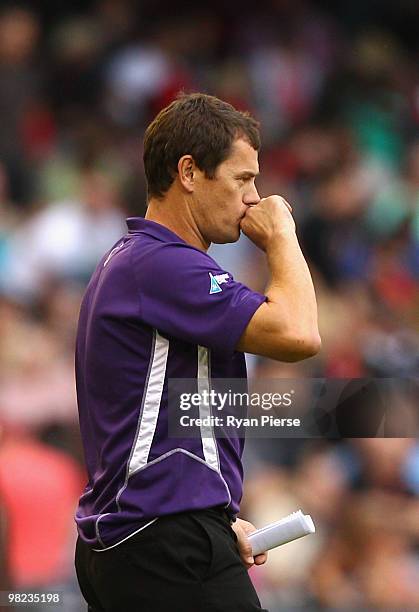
128, 330, 169, 475
197, 346, 220, 472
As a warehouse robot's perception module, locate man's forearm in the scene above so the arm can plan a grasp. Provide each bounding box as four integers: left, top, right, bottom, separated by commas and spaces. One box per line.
265, 229, 320, 351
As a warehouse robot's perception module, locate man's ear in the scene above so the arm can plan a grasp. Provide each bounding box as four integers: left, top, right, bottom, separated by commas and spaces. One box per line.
177, 155, 195, 193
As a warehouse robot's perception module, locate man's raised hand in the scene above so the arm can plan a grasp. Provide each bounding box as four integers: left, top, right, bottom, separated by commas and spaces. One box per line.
240, 195, 295, 251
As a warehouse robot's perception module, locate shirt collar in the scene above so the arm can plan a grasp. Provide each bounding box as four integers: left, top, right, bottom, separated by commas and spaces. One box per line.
126, 217, 187, 244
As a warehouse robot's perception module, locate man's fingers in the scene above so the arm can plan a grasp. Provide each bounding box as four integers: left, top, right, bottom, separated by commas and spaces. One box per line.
232, 520, 255, 566
232, 518, 269, 569
254, 553, 267, 565
237, 534, 254, 564
279, 197, 292, 213
257, 195, 293, 213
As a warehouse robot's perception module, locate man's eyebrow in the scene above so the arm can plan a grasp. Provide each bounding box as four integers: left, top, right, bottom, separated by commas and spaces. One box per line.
235, 170, 260, 179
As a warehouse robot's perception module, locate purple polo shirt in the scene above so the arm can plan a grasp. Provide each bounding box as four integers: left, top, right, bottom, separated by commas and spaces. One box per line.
75, 218, 265, 549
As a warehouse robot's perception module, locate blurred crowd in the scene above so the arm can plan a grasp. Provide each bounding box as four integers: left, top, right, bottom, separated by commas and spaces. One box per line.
0, 1, 418, 610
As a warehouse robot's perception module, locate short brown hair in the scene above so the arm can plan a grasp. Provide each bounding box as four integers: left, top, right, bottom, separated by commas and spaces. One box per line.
143, 92, 260, 200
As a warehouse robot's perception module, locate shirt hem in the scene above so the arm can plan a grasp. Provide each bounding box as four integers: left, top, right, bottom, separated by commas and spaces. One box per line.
92, 517, 159, 552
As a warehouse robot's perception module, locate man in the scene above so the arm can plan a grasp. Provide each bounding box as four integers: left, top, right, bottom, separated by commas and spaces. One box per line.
74, 93, 320, 611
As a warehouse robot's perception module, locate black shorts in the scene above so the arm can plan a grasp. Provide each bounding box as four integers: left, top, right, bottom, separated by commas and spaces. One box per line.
75, 507, 268, 612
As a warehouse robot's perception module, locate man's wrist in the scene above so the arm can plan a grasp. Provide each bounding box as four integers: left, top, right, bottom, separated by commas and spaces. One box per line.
265, 228, 297, 253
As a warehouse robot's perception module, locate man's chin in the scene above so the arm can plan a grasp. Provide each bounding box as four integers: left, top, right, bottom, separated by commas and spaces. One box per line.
212, 231, 240, 245
211, 225, 241, 245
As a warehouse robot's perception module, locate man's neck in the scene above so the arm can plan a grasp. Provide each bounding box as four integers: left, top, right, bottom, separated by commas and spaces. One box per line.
145, 197, 209, 252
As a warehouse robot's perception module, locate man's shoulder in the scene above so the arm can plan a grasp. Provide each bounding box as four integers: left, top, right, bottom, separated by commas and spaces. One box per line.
131, 234, 224, 275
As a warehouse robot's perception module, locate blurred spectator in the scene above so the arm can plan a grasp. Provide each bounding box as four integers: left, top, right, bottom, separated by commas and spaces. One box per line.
0, 6, 42, 204
48, 16, 105, 116
0, 167, 126, 302
0, 422, 84, 588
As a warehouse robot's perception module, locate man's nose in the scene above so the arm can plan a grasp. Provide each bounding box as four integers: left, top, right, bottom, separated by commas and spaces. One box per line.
244, 184, 260, 206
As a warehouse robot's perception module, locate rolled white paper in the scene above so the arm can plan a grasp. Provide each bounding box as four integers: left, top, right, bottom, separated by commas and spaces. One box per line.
248, 510, 315, 556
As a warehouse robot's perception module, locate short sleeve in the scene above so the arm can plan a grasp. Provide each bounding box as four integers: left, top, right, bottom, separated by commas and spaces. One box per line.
132, 242, 266, 354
